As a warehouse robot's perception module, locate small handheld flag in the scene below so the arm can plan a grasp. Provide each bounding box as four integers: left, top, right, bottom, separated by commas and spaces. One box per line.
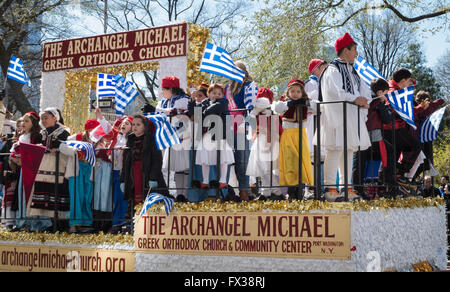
354, 56, 385, 86
63, 141, 97, 166
6, 56, 32, 87
385, 86, 417, 130
96, 73, 116, 99
138, 193, 174, 219
199, 42, 246, 83
144, 113, 181, 150
420, 106, 447, 143
114, 74, 139, 115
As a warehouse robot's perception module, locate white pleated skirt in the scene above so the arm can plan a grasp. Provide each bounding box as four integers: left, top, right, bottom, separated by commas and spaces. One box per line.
162, 140, 190, 172
195, 133, 234, 166
246, 133, 279, 177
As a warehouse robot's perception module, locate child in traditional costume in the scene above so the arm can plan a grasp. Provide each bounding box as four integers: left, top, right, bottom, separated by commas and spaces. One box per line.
60, 117, 98, 233
246, 88, 284, 200
318, 32, 371, 202
273, 79, 314, 199
156, 76, 191, 201
109, 115, 133, 233
121, 115, 169, 215
195, 84, 234, 194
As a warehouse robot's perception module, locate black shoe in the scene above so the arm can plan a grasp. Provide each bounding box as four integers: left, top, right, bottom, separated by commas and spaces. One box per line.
269, 193, 285, 201
254, 194, 267, 201
108, 225, 122, 235
9, 226, 21, 232
176, 195, 188, 203
191, 180, 202, 189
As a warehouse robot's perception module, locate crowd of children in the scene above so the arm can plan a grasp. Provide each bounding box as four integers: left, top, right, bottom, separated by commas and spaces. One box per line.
0, 32, 446, 234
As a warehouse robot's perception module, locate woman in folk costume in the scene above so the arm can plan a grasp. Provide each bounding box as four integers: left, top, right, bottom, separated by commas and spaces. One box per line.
224, 61, 258, 201
60, 117, 98, 233
8, 113, 42, 231
272, 79, 314, 199
194, 84, 234, 193
156, 76, 191, 201
28, 108, 70, 232
246, 88, 284, 200
317, 32, 371, 202
121, 115, 169, 215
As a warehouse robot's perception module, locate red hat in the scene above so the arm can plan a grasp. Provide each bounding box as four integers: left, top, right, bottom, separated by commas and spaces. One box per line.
335, 32, 356, 54
25, 112, 40, 121
287, 78, 305, 88
308, 59, 324, 75
85, 119, 100, 131
113, 117, 126, 130
256, 88, 274, 103
161, 76, 180, 88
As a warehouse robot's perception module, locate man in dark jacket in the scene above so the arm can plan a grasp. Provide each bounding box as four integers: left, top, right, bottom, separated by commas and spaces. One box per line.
419, 176, 441, 198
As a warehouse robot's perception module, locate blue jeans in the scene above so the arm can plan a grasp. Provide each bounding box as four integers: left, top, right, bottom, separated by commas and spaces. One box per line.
232, 134, 250, 191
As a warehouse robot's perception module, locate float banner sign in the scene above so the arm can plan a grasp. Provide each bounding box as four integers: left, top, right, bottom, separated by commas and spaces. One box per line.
42, 23, 187, 72
0, 244, 135, 272
135, 212, 351, 260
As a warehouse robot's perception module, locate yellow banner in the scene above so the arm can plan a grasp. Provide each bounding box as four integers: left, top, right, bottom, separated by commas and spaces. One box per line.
0, 244, 135, 272
135, 212, 351, 260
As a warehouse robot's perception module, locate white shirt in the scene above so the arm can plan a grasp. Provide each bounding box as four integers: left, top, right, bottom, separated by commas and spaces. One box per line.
318, 60, 371, 151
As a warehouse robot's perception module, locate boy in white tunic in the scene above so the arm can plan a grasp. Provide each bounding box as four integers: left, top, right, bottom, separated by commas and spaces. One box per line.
318, 32, 371, 202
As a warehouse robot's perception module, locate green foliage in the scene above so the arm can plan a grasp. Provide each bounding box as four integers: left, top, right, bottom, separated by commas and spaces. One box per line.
242, 0, 325, 97
398, 43, 441, 97
433, 132, 450, 178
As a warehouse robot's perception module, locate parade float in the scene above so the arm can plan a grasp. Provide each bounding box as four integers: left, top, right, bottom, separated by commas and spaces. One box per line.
0, 198, 447, 272
0, 22, 447, 272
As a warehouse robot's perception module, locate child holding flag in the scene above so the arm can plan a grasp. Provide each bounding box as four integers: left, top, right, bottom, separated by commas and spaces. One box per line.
156, 76, 191, 202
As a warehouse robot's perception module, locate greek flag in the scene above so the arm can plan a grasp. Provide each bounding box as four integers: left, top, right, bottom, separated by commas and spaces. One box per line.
6, 56, 32, 87
199, 42, 246, 83
144, 113, 181, 150
385, 86, 417, 130
96, 73, 116, 99
138, 193, 174, 218
63, 141, 96, 166
354, 56, 385, 86
420, 106, 447, 143
114, 75, 139, 115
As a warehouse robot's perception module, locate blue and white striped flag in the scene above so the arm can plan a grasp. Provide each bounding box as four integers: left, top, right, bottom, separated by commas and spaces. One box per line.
420, 106, 447, 143
199, 42, 246, 83
7, 56, 31, 87
354, 56, 385, 86
138, 193, 174, 218
114, 75, 139, 115
385, 85, 417, 130
63, 141, 96, 166
144, 113, 181, 150
96, 73, 116, 99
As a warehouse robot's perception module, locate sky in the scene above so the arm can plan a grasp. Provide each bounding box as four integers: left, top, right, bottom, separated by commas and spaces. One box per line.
69, 1, 449, 68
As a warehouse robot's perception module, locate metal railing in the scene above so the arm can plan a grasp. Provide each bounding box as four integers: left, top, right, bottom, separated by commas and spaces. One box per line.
0, 99, 445, 234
